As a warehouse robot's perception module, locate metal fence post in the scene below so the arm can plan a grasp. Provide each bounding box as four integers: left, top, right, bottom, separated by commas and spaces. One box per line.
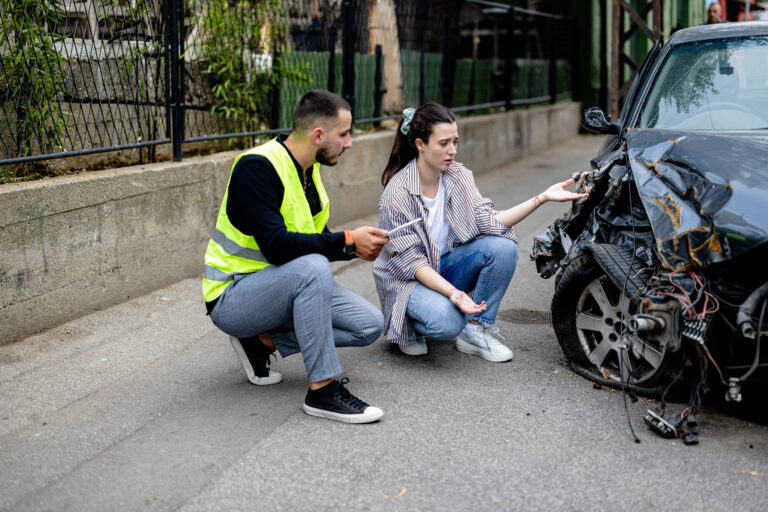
505, 11, 515, 110
327, 28, 337, 93
440, 0, 454, 107
270, 48, 281, 129
342, 0, 356, 121
549, 17, 557, 104
418, 0, 426, 106
599, 0, 609, 113
373, 44, 386, 126
522, 0, 530, 59
176, 0, 186, 158
523, 1, 532, 100
169, 0, 183, 161
611, 0, 620, 119
419, 48, 425, 106
163, 0, 173, 143
468, 59, 475, 107
570, 13, 579, 109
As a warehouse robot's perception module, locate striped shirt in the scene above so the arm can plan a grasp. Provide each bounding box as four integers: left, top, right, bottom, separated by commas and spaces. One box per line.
372, 159, 518, 345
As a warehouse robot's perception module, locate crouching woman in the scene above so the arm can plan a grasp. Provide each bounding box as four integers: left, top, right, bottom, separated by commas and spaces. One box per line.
373, 103, 586, 361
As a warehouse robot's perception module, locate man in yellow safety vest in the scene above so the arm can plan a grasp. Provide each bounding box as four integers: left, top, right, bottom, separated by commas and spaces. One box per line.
203, 90, 388, 423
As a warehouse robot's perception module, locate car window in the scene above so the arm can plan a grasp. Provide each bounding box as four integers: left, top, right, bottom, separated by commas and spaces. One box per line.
637, 38, 768, 130
620, 42, 660, 127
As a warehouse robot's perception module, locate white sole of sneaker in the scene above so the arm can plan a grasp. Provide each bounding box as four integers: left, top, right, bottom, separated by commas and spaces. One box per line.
302, 404, 384, 424
249, 371, 283, 386
398, 342, 427, 356
455, 338, 513, 362
230, 336, 283, 385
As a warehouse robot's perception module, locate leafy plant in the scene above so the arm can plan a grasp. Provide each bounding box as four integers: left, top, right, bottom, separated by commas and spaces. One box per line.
0, 0, 68, 166
195, 0, 308, 133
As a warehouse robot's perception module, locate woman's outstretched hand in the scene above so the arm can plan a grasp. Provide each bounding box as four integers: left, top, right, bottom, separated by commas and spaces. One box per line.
541, 178, 589, 203
449, 289, 487, 315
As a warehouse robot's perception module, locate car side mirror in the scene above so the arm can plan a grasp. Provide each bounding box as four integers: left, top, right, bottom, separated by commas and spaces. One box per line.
583, 107, 620, 135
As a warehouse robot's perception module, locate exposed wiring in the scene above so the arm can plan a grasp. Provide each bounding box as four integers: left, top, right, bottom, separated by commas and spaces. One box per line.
659, 354, 688, 414
661, 269, 720, 319
656, 268, 731, 390
618, 173, 641, 444
696, 340, 727, 386
686, 377, 703, 419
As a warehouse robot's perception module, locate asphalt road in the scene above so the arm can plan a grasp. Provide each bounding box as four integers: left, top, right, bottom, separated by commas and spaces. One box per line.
1, 135, 766, 512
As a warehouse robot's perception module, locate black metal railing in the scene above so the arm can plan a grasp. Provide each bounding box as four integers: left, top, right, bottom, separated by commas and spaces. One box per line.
0, 0, 575, 172
0, 0, 170, 166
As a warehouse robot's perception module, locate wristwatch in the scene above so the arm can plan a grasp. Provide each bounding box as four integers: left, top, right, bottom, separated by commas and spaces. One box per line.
342, 230, 356, 256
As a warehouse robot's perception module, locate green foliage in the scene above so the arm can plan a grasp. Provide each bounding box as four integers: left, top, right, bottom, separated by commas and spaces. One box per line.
196, 0, 308, 133
0, 0, 68, 163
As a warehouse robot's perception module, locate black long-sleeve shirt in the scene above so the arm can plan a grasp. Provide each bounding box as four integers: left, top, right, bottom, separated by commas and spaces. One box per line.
206, 135, 351, 312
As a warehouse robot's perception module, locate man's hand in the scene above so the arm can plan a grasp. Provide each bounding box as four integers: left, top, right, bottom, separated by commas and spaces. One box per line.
351, 226, 389, 261
540, 178, 589, 203
449, 289, 487, 315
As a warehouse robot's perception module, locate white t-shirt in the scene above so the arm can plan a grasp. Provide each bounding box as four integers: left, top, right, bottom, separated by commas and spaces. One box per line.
422, 175, 454, 256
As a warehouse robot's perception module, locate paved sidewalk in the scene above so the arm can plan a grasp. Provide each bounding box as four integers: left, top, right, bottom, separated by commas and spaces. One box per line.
2, 136, 767, 512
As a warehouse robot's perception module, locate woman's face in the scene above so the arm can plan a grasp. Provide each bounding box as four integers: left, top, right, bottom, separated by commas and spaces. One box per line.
416, 122, 458, 172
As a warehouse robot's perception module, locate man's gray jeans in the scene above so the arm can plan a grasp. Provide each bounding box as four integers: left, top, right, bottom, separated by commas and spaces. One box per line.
210, 254, 384, 382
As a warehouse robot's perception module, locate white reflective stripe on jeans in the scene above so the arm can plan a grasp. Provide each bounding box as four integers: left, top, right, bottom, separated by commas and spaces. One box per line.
211, 228, 268, 262
204, 264, 241, 282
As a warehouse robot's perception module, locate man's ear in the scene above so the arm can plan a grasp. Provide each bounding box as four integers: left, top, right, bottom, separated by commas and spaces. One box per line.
310, 126, 325, 145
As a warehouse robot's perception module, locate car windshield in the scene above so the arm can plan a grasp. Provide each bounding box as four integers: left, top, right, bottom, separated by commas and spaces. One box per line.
637, 37, 768, 130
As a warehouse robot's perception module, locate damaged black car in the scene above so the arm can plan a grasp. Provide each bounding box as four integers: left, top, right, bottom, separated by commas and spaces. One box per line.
532, 22, 768, 413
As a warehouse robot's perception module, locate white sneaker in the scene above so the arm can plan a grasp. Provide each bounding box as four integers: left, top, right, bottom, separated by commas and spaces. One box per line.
456, 325, 513, 362
398, 336, 427, 356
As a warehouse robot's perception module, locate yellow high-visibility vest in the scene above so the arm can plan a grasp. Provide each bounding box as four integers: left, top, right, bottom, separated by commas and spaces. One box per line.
202, 138, 330, 302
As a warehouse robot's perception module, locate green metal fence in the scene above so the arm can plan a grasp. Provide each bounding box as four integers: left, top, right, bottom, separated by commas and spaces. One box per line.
514, 59, 572, 100
278, 52, 379, 128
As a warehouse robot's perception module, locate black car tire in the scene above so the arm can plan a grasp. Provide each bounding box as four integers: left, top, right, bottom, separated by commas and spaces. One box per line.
551, 253, 687, 398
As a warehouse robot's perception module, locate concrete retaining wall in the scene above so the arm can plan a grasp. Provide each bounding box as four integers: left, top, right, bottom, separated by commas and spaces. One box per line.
0, 102, 581, 344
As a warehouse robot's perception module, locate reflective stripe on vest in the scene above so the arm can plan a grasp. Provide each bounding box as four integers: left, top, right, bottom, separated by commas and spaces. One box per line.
204, 264, 240, 282
202, 138, 330, 302
211, 228, 265, 261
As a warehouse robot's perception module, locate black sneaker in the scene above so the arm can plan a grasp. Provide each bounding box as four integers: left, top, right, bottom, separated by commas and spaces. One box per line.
303, 378, 384, 423
229, 335, 282, 385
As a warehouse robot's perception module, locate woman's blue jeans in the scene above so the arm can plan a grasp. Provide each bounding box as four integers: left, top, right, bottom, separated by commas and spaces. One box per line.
405, 236, 518, 342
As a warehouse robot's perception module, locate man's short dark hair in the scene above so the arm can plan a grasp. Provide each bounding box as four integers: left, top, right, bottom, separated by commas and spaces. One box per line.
293, 90, 351, 132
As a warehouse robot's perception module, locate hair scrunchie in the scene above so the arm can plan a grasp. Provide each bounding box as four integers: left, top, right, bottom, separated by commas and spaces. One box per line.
400, 107, 416, 135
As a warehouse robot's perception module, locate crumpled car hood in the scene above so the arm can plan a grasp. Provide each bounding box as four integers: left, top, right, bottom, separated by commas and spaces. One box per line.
627, 129, 768, 270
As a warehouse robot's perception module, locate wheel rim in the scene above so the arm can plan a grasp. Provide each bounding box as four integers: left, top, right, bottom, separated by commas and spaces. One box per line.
575, 275, 666, 385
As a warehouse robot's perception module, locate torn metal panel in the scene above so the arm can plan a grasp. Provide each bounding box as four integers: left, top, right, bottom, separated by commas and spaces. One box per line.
531, 148, 627, 276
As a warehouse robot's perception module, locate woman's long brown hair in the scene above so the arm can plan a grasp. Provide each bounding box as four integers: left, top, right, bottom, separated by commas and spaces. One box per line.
381, 103, 456, 186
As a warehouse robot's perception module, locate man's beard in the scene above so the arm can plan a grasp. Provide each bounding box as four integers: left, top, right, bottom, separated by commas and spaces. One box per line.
315, 146, 338, 166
